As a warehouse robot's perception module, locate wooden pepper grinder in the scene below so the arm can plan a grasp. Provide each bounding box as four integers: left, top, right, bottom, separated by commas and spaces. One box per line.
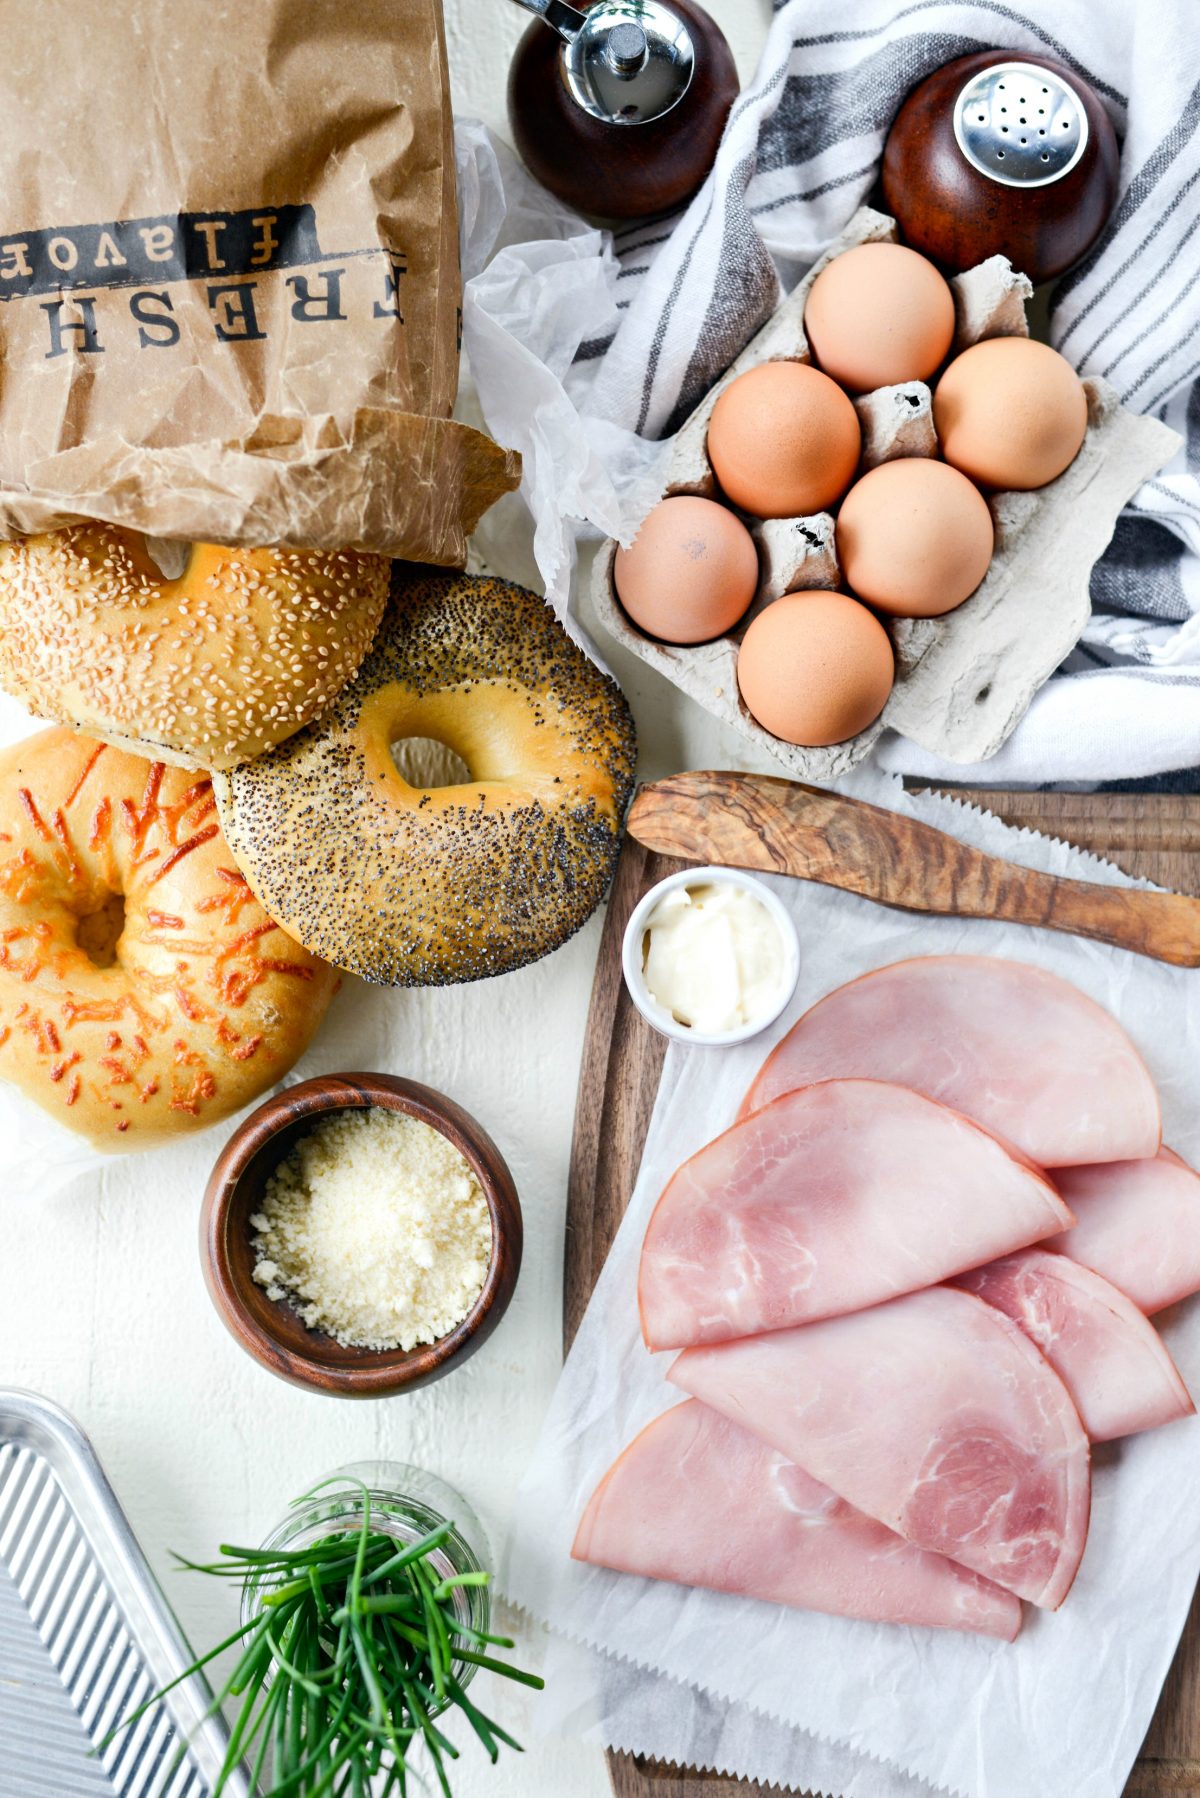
882, 52, 1119, 283
507, 0, 739, 221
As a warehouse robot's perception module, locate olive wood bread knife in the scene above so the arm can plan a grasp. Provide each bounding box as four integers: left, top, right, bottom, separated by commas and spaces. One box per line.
626, 770, 1200, 968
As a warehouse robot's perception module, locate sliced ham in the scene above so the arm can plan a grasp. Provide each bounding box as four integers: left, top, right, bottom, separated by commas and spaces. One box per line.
670, 1285, 1090, 1609
638, 1077, 1072, 1351
741, 955, 1161, 1168
1048, 1147, 1200, 1314
956, 1249, 1193, 1443
573, 1399, 1021, 1640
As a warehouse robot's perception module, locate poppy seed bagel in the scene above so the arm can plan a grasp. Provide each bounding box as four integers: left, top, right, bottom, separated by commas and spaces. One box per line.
212, 567, 638, 986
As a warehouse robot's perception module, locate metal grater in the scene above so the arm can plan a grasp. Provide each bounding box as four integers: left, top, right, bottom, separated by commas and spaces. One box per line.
0, 1390, 249, 1798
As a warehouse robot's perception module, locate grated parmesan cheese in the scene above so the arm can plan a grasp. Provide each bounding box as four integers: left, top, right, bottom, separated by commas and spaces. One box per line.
250, 1108, 493, 1351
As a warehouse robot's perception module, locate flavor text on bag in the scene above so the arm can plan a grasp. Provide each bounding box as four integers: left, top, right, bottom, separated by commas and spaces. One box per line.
0, 203, 405, 357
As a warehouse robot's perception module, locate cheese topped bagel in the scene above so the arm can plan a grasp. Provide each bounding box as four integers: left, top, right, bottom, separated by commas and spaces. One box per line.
0, 728, 339, 1146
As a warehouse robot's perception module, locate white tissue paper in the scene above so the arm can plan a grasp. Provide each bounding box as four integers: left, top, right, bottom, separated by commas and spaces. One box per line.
456, 121, 671, 613
503, 771, 1200, 1798
544, 1631, 942, 1798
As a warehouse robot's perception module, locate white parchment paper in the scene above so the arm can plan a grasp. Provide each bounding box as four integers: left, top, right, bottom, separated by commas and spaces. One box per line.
503, 775, 1200, 1798
541, 1631, 943, 1798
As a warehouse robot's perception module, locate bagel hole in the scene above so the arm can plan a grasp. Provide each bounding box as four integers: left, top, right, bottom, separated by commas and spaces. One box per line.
76, 891, 126, 968
390, 735, 472, 788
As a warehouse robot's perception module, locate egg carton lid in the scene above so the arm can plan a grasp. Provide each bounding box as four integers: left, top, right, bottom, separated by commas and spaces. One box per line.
591, 205, 1179, 779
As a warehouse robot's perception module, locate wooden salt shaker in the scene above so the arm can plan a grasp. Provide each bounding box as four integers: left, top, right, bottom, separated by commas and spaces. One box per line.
506, 0, 739, 221
882, 52, 1119, 283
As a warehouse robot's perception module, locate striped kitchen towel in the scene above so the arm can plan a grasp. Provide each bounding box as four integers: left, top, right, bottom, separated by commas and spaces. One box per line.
461, 0, 1200, 784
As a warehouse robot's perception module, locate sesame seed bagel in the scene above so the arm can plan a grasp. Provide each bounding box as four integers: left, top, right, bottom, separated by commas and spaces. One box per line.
0, 524, 390, 770
213, 567, 637, 986
0, 728, 340, 1148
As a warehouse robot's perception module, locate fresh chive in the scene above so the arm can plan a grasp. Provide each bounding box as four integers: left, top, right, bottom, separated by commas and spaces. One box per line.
454, 1648, 547, 1690
431, 1571, 490, 1601
227, 1614, 274, 1697
248, 1677, 287, 1791
97, 1613, 263, 1748
351, 1616, 387, 1725
109, 1504, 539, 1796
361, 1523, 454, 1586
333, 1593, 423, 1620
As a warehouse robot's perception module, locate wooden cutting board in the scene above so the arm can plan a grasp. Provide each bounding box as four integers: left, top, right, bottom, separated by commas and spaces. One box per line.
565, 790, 1200, 1798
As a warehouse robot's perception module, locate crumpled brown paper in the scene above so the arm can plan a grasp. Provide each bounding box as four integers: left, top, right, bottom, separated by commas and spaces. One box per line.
0, 0, 519, 559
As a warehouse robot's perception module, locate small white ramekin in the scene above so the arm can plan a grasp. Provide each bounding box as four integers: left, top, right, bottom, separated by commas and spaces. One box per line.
621, 865, 801, 1048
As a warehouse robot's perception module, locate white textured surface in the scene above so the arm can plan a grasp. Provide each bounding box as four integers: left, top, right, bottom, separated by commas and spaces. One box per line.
0, 6, 772, 1797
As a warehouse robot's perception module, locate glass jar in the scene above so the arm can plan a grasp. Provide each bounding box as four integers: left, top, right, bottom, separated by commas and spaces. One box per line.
241, 1460, 490, 1704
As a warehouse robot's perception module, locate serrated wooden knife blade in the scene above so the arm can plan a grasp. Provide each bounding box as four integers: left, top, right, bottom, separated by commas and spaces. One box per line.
625, 770, 1200, 968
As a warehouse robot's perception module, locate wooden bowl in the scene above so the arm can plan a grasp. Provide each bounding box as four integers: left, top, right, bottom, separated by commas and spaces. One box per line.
200, 1073, 522, 1398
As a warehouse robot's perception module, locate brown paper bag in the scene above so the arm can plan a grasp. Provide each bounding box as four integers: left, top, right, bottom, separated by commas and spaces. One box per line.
0, 0, 520, 561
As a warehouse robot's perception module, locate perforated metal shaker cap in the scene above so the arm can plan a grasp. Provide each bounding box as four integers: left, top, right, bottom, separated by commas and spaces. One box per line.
953, 60, 1089, 189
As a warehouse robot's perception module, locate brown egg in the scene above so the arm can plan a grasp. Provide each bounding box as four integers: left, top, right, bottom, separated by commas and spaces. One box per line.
737, 590, 894, 747
707, 361, 861, 518
804, 242, 956, 393
837, 458, 994, 618
934, 337, 1088, 490
614, 495, 759, 644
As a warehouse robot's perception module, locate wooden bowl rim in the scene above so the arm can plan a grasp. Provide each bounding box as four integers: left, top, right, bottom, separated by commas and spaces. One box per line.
200, 1072, 523, 1397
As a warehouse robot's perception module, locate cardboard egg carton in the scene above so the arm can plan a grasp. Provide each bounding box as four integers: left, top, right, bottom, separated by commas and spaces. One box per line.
592, 206, 1180, 779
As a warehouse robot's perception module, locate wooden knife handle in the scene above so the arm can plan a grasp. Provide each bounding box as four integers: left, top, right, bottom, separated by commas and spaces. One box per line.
627, 772, 1200, 969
